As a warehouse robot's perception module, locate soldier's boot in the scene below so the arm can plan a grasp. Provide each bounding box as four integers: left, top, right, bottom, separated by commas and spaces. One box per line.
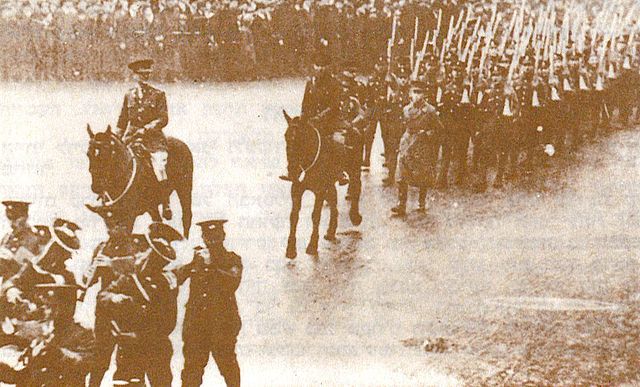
391, 183, 408, 215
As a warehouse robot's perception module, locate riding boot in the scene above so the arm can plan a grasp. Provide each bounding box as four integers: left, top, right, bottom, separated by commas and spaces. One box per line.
391, 182, 407, 215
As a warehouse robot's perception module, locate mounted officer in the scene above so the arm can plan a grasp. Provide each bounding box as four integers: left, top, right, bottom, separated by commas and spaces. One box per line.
280, 52, 343, 183
176, 219, 243, 387
116, 58, 172, 220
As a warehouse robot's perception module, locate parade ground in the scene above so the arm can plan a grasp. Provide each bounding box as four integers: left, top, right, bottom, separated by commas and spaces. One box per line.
0, 80, 638, 385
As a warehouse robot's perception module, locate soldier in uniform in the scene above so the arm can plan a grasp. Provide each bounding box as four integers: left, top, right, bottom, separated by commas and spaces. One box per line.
116, 58, 172, 220
86, 220, 141, 387
0, 219, 92, 387
381, 69, 408, 186
1, 201, 43, 274
176, 219, 243, 387
362, 58, 387, 168
99, 222, 182, 386
280, 52, 346, 184
391, 81, 443, 215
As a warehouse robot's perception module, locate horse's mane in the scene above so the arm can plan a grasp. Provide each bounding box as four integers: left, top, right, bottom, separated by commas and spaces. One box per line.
91, 129, 123, 146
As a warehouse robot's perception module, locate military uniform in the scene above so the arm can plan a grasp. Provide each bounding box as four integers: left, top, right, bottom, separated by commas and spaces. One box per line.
98, 223, 182, 387
392, 85, 443, 215
1, 201, 47, 285
116, 79, 169, 153
116, 59, 171, 218
362, 62, 386, 167
178, 220, 243, 387
86, 228, 142, 387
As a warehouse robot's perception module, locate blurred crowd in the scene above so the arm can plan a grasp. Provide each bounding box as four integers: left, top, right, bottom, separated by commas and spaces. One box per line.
0, 0, 465, 81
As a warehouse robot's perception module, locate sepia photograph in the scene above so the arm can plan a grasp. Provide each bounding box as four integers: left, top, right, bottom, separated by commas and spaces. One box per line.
0, 0, 639, 385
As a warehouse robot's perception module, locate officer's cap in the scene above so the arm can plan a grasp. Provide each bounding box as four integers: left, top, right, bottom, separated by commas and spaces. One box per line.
127, 58, 154, 74
3, 201, 30, 220
145, 222, 183, 262
197, 219, 228, 233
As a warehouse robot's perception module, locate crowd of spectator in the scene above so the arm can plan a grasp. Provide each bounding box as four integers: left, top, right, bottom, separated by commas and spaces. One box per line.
0, 0, 463, 81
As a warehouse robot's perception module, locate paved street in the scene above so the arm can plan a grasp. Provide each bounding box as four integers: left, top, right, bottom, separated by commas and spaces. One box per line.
0, 80, 638, 385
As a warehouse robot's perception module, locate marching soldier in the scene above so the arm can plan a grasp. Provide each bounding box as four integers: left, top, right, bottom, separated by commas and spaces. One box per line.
116, 58, 172, 220
381, 70, 408, 186
392, 81, 443, 215
436, 62, 461, 189
177, 219, 243, 387
362, 58, 387, 168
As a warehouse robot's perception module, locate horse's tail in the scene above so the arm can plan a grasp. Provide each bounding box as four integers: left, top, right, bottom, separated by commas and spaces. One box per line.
167, 137, 194, 238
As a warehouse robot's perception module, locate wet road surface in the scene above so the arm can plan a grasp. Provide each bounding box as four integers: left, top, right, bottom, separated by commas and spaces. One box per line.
0, 80, 638, 385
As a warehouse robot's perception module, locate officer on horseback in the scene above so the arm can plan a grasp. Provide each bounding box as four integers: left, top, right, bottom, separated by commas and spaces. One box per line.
116, 58, 172, 220
280, 52, 348, 185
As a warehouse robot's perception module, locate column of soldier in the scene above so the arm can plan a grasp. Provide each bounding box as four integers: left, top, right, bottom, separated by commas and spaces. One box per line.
345, 0, 640, 214
0, 200, 243, 386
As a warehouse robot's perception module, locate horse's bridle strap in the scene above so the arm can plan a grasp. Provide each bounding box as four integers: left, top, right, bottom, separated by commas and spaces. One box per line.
301, 124, 322, 175
103, 146, 138, 207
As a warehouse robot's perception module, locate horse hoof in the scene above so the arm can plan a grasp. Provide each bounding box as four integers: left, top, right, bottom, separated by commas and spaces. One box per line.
324, 234, 337, 242
350, 212, 363, 226
286, 249, 297, 260
305, 246, 318, 256
162, 207, 173, 221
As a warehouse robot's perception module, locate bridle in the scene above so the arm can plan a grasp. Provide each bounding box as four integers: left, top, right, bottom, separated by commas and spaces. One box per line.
300, 123, 322, 175
90, 134, 138, 207
102, 146, 138, 207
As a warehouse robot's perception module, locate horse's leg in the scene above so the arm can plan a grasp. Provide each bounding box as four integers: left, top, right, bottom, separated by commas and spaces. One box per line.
175, 177, 193, 239
325, 185, 338, 241
286, 184, 303, 259
306, 191, 323, 256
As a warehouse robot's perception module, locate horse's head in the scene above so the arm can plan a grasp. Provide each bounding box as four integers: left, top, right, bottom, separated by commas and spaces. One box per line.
283, 109, 302, 144
283, 110, 320, 177
86, 124, 126, 194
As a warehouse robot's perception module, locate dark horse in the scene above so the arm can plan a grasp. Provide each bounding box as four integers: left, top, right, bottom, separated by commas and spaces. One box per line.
86, 124, 194, 237
283, 111, 363, 259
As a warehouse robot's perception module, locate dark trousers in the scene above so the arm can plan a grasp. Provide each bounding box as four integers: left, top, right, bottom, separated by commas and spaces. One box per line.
362, 119, 377, 166
182, 333, 240, 387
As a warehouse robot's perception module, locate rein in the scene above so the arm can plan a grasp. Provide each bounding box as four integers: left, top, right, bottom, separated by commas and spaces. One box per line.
103, 146, 138, 207
300, 124, 322, 175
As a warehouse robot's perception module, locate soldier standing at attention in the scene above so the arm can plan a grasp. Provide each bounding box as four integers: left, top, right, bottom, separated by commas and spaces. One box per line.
116, 59, 172, 220
176, 219, 243, 387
